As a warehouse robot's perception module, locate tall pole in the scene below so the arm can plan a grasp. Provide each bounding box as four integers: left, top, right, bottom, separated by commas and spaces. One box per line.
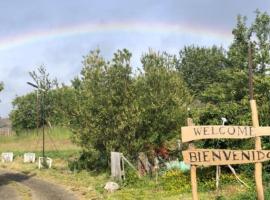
27, 81, 47, 166
249, 43, 264, 200
248, 44, 254, 100
36, 90, 39, 130
42, 90, 45, 160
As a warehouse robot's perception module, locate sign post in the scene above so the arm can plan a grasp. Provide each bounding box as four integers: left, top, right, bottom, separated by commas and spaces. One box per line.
181, 43, 266, 199
181, 122, 270, 199
251, 100, 264, 200
248, 42, 264, 200
187, 118, 198, 200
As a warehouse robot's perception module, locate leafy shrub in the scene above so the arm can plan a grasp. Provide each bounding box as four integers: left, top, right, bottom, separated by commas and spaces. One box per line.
160, 168, 241, 193
68, 50, 191, 170
123, 168, 142, 187
68, 150, 107, 171
160, 169, 191, 192
231, 189, 256, 200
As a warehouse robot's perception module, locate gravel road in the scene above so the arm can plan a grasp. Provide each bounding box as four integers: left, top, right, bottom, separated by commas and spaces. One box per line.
0, 170, 79, 200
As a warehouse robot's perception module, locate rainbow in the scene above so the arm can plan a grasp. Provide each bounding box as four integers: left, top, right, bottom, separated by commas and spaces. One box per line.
0, 21, 233, 51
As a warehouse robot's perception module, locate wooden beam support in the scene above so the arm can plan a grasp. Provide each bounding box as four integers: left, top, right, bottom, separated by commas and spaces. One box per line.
187, 118, 199, 200
250, 100, 264, 200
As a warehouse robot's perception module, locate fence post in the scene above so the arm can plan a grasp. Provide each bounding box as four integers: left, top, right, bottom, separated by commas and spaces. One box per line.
111, 152, 124, 181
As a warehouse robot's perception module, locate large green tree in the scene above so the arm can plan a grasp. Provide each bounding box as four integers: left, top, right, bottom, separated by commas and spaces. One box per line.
191, 11, 270, 126
227, 15, 250, 70
191, 11, 270, 150
136, 51, 191, 150
178, 45, 227, 97
250, 10, 270, 74
69, 50, 192, 169
69, 49, 140, 169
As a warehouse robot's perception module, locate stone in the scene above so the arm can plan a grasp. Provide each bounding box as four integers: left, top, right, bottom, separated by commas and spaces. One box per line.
24, 153, 36, 163
38, 157, 53, 169
104, 182, 119, 192
2, 152, 13, 163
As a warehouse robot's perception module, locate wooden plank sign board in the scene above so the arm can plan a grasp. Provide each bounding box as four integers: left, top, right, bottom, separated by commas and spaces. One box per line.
183, 149, 270, 166
181, 126, 270, 142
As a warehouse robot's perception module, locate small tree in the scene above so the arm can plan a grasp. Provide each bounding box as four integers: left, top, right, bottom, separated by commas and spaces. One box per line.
10, 66, 59, 132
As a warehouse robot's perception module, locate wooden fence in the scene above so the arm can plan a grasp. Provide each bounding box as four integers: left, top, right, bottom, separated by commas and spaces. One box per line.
0, 128, 13, 136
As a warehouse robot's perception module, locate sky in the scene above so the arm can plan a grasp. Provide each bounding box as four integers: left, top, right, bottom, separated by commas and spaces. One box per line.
0, 0, 269, 117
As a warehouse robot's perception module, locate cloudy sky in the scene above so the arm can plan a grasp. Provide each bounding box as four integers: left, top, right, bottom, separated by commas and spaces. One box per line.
0, 0, 269, 117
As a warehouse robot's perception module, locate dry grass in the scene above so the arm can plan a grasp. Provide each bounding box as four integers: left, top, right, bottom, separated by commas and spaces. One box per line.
0, 127, 79, 153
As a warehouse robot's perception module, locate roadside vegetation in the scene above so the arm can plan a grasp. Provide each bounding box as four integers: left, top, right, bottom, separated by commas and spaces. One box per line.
1, 10, 270, 199
0, 137, 254, 200
0, 128, 270, 199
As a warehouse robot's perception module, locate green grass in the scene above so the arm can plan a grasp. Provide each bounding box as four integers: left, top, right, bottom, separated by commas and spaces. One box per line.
0, 127, 262, 199
104, 173, 249, 200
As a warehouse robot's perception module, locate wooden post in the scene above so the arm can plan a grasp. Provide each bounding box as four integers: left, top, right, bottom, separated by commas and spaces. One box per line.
248, 43, 264, 200
138, 152, 151, 177
187, 118, 198, 200
250, 100, 264, 200
111, 152, 124, 181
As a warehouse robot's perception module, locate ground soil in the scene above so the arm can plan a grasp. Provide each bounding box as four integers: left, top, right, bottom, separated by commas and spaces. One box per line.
0, 170, 79, 200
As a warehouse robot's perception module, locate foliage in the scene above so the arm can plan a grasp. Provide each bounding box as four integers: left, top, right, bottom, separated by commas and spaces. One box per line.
0, 82, 3, 92
178, 45, 227, 96
10, 66, 75, 132
160, 169, 191, 192
250, 10, 270, 74
10, 92, 38, 131
28, 65, 58, 126
69, 49, 191, 169
227, 15, 250, 70
122, 168, 142, 186
29, 65, 57, 92
10, 88, 74, 132
136, 51, 192, 151
0, 82, 3, 103
69, 49, 140, 169
160, 168, 240, 194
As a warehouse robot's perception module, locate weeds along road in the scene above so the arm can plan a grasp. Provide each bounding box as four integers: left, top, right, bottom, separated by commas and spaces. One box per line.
0, 170, 78, 200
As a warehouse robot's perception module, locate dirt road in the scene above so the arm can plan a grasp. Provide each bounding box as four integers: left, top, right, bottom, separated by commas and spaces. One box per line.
0, 170, 79, 200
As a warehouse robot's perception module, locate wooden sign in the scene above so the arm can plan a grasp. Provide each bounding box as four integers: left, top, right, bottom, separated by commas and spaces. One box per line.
183, 149, 270, 166
181, 126, 270, 142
